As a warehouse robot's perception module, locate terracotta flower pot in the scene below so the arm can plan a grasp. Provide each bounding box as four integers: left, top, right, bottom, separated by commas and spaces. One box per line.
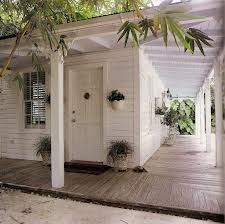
113, 155, 128, 171
40, 151, 51, 166
111, 100, 125, 111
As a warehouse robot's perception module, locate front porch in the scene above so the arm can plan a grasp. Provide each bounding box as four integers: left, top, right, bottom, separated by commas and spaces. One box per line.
0, 136, 223, 220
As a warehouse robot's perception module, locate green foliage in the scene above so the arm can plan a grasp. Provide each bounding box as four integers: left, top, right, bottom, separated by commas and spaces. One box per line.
161, 108, 180, 128
12, 73, 24, 90
117, 21, 143, 47
118, 3, 213, 53
107, 140, 133, 163
155, 106, 167, 115
185, 28, 213, 56
35, 136, 51, 156
170, 99, 195, 135
0, 0, 213, 78
108, 90, 125, 102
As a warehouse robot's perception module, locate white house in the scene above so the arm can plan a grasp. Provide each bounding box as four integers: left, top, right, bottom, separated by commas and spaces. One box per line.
0, 0, 224, 188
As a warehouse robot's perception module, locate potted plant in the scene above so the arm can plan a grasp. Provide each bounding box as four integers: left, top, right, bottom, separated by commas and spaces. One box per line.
107, 140, 133, 171
108, 90, 125, 111
35, 136, 51, 165
161, 108, 179, 145
155, 105, 167, 116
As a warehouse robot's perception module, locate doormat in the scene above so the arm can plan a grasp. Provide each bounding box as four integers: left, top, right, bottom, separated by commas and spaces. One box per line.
64, 162, 111, 175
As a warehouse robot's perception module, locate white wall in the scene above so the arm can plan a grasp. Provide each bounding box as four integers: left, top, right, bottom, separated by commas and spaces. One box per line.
0, 47, 166, 168
0, 47, 140, 167
0, 74, 50, 160
139, 49, 167, 166
64, 47, 140, 167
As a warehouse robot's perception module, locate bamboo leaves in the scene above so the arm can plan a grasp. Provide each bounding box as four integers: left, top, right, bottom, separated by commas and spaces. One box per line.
184, 28, 213, 55
118, 9, 212, 56
117, 21, 143, 47
139, 18, 155, 39
0, 0, 215, 80
160, 16, 167, 46
12, 73, 24, 91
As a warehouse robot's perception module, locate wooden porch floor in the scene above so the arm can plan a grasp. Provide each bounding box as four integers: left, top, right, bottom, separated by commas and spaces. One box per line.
0, 136, 224, 216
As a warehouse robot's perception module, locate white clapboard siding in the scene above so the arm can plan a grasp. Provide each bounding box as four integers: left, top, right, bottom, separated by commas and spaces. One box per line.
64, 47, 139, 166
139, 49, 167, 166
0, 74, 50, 160
1, 47, 141, 167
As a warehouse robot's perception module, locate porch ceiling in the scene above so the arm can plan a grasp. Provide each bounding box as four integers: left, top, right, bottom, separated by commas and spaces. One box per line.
143, 18, 224, 98
0, 0, 223, 98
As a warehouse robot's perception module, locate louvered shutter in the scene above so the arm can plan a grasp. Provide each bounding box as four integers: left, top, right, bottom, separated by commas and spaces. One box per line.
24, 72, 46, 128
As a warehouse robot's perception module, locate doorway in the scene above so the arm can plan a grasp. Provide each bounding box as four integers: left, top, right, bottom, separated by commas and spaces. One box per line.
69, 66, 103, 162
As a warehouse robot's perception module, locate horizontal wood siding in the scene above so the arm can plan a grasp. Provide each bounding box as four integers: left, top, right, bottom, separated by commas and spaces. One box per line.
139, 49, 167, 166
0, 76, 50, 160
0, 48, 139, 166
64, 48, 139, 166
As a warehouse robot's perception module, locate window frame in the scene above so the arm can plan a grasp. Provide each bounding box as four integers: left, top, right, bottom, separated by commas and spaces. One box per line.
23, 71, 46, 129
16, 67, 50, 133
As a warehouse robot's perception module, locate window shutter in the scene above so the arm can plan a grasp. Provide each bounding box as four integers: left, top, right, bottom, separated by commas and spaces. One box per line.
24, 72, 46, 129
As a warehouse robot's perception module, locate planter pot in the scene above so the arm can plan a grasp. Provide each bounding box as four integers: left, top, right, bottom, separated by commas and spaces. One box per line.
164, 133, 177, 146
164, 127, 178, 146
40, 151, 51, 166
111, 100, 124, 111
113, 155, 128, 171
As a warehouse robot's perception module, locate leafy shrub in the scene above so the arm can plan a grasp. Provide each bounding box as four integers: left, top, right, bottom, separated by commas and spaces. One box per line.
35, 136, 51, 156
108, 90, 125, 102
170, 99, 195, 135
155, 106, 167, 115
161, 108, 180, 128
107, 140, 132, 163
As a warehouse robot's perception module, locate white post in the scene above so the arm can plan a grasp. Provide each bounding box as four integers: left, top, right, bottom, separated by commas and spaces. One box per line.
214, 59, 223, 167
205, 79, 211, 152
195, 95, 200, 137
199, 88, 206, 145
50, 51, 64, 188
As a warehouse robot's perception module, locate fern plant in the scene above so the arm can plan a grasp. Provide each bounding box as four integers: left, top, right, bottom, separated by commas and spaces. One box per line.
108, 90, 125, 102
107, 140, 133, 163
35, 136, 51, 156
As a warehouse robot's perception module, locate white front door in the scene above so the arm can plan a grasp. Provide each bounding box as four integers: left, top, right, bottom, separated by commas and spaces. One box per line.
70, 67, 103, 162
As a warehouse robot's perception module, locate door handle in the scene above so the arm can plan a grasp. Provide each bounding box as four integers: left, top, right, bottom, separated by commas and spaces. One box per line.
72, 118, 76, 123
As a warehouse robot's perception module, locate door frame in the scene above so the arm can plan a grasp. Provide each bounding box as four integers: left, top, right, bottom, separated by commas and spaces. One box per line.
66, 62, 108, 163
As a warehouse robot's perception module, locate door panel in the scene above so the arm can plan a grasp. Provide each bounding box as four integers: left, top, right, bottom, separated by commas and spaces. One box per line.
71, 67, 103, 162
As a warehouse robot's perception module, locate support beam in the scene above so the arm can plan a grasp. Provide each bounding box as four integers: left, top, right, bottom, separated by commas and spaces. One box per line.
214, 59, 223, 167
88, 36, 113, 49
50, 51, 64, 188
205, 79, 212, 152
199, 88, 206, 145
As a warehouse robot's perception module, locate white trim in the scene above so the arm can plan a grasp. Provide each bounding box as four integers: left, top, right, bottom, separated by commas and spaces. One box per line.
14, 67, 50, 134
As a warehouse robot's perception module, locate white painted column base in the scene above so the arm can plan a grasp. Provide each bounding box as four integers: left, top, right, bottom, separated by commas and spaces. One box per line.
50, 51, 65, 188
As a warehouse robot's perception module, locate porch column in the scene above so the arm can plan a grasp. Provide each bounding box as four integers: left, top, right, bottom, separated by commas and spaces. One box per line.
50, 51, 64, 188
199, 88, 206, 145
214, 59, 223, 167
195, 95, 200, 137
205, 79, 211, 152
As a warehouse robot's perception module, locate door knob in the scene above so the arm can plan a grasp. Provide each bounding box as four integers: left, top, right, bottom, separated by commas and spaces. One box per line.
72, 118, 76, 123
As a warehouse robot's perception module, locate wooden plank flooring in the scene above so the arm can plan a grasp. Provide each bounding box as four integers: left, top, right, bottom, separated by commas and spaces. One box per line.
0, 136, 224, 215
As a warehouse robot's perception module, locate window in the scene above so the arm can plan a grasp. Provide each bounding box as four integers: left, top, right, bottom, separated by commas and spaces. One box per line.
24, 72, 46, 129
